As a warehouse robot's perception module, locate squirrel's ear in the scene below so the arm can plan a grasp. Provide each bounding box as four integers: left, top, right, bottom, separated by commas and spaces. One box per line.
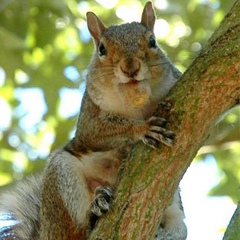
141, 1, 156, 31
87, 12, 106, 45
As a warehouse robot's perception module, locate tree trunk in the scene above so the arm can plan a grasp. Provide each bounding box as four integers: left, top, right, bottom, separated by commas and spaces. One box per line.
89, 1, 240, 239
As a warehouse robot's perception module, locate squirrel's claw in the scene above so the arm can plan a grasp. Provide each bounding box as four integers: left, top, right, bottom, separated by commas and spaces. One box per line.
142, 136, 159, 149
142, 131, 174, 148
143, 116, 175, 148
148, 126, 175, 139
146, 116, 169, 127
91, 186, 113, 217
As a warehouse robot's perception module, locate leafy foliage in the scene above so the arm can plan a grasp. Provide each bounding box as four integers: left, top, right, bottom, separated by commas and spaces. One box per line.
0, 0, 239, 206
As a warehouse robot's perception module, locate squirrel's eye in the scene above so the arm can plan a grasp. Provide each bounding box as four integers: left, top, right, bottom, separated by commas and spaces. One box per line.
98, 43, 107, 56
149, 35, 157, 48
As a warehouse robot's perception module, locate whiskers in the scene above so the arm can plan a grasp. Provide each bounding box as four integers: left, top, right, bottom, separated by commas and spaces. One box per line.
88, 65, 114, 81
148, 60, 171, 68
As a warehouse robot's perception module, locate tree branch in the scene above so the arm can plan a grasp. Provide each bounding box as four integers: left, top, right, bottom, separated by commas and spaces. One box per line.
89, 1, 240, 239
223, 203, 240, 240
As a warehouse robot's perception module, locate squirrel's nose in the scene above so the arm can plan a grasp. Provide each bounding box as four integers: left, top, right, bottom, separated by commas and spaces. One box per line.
120, 58, 140, 78
121, 67, 140, 78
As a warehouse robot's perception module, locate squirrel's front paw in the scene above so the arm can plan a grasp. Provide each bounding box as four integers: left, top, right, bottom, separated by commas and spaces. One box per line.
91, 186, 113, 217
142, 116, 175, 148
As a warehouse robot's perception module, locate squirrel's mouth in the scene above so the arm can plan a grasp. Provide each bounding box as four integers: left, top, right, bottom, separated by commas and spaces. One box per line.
129, 79, 138, 84
123, 79, 140, 85
118, 78, 144, 85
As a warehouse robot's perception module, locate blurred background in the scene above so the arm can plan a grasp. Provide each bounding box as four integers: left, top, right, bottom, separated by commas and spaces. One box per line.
0, 0, 239, 239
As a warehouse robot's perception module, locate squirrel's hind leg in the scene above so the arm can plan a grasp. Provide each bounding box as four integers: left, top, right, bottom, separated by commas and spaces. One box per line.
155, 189, 187, 240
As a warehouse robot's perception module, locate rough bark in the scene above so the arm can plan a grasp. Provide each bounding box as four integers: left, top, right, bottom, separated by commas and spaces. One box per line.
89, 1, 240, 239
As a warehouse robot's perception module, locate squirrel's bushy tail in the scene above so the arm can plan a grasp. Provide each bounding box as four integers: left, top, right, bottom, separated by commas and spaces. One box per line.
0, 175, 42, 240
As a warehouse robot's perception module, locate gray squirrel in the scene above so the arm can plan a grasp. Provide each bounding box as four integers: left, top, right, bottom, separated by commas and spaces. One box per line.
0, 2, 187, 239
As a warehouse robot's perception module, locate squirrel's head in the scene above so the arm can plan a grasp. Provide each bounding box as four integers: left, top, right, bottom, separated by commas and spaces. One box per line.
86, 2, 172, 111
86, 2, 165, 85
